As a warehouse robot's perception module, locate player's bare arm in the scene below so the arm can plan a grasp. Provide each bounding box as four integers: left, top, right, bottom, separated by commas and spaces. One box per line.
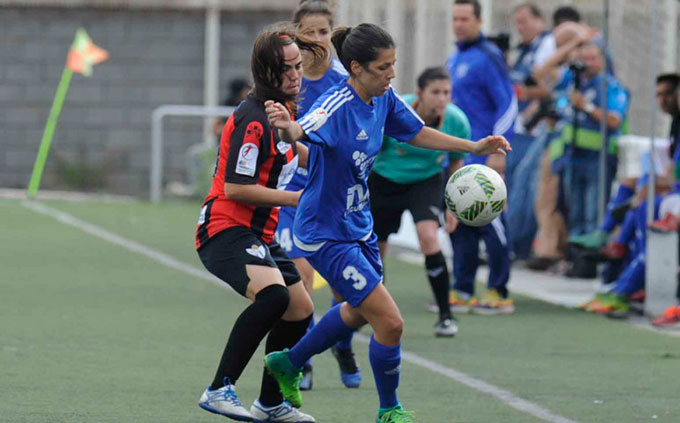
225, 183, 300, 208
409, 126, 511, 156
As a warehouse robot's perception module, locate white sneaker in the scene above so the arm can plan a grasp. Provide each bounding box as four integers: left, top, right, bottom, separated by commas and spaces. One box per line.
250, 399, 315, 422
434, 318, 458, 337
198, 384, 254, 421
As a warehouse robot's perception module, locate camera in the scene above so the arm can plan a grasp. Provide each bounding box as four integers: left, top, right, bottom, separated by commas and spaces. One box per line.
524, 97, 559, 132
568, 61, 586, 74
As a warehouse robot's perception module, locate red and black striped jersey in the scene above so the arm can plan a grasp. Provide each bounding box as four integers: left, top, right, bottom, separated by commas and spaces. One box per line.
196, 96, 298, 249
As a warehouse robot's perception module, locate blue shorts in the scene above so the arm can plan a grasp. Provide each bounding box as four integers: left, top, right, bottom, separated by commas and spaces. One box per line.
275, 206, 306, 259
297, 232, 383, 307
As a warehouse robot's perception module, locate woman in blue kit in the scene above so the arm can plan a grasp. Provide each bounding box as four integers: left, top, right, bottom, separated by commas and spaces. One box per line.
264, 23, 510, 423
277, 0, 361, 391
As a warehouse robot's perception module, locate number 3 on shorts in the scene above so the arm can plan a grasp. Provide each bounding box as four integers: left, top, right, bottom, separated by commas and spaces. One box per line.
342, 265, 367, 290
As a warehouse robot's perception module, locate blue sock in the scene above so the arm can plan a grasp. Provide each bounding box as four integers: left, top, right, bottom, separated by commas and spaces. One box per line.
602, 185, 635, 232
331, 297, 355, 351
288, 304, 353, 369
369, 335, 401, 409
304, 316, 315, 367
615, 210, 636, 245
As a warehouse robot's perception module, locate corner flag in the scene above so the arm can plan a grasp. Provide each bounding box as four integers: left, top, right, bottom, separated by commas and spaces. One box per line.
27, 28, 109, 197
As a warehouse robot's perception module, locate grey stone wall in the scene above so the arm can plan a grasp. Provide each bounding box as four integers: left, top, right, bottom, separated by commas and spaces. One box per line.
0, 6, 288, 195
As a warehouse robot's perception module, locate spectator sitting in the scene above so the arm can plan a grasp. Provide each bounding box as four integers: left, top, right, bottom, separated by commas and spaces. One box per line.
571, 73, 680, 249
580, 85, 680, 316
651, 86, 680, 327
581, 146, 678, 317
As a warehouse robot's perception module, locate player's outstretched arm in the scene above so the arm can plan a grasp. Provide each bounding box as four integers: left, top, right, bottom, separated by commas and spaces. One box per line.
264, 100, 305, 143
409, 126, 511, 156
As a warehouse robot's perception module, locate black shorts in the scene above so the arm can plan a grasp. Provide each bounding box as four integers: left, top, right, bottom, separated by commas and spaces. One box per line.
197, 226, 301, 297
369, 171, 445, 242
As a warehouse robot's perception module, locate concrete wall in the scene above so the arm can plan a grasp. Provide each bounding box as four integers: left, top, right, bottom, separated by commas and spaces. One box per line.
0, 6, 288, 194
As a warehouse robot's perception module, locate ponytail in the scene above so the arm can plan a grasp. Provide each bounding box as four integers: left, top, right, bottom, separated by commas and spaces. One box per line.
331, 26, 352, 71
331, 24, 394, 75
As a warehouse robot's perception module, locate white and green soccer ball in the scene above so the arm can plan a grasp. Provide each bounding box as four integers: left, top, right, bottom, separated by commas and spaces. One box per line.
444, 164, 507, 227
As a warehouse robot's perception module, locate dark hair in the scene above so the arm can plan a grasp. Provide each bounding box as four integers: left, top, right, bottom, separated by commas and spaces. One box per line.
331, 23, 394, 75
454, 0, 481, 19
225, 78, 252, 106
553, 6, 581, 27
250, 23, 324, 116
293, 0, 333, 27
417, 67, 450, 90
657, 73, 680, 90
513, 2, 542, 18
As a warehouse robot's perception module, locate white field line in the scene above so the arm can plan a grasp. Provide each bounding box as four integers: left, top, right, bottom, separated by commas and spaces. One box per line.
21, 200, 226, 291
22, 200, 578, 423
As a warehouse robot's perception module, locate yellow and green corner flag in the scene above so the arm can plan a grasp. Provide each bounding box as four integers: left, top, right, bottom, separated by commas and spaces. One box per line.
27, 28, 109, 197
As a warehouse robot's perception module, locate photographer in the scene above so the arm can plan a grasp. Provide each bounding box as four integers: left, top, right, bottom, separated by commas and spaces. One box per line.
545, 38, 629, 241
527, 23, 628, 272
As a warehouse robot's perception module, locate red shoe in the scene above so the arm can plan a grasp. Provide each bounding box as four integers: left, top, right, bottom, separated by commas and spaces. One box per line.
650, 213, 680, 232
651, 305, 680, 327
629, 289, 645, 302
601, 242, 628, 261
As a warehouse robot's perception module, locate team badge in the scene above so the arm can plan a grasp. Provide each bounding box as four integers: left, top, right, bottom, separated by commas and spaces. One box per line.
236, 143, 259, 177
305, 108, 328, 131
455, 63, 469, 78
246, 244, 266, 259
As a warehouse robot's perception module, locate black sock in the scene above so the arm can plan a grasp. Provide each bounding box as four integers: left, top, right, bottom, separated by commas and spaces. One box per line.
209, 284, 290, 390
425, 252, 451, 320
259, 314, 314, 407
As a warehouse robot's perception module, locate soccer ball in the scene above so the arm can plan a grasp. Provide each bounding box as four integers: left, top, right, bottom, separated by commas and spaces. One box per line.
444, 164, 507, 227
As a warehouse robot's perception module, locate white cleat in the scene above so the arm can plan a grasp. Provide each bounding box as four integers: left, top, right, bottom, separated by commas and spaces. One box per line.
250, 399, 316, 423
434, 318, 458, 337
199, 384, 254, 421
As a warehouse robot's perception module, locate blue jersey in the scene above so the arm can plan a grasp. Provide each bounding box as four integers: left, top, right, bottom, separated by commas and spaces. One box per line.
446, 34, 517, 158
293, 82, 424, 247
509, 31, 552, 113
286, 59, 347, 193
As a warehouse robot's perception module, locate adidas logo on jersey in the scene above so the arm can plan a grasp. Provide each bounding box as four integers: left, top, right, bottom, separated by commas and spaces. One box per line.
355, 129, 369, 141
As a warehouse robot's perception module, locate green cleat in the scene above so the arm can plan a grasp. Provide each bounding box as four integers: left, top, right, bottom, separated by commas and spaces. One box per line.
377, 405, 416, 423
589, 292, 629, 317
569, 229, 608, 249
264, 349, 304, 408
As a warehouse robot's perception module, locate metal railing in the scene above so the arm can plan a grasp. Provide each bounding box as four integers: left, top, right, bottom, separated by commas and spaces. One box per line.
150, 104, 235, 203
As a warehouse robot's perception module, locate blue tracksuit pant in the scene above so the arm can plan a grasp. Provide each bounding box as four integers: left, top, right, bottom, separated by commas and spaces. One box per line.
613, 197, 662, 297
450, 215, 511, 297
